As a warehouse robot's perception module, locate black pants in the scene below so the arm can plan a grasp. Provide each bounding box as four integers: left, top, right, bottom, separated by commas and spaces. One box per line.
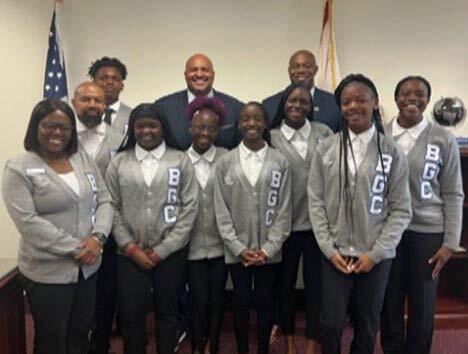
320, 256, 392, 354
117, 246, 188, 354
279, 230, 321, 339
380, 231, 443, 354
21, 271, 97, 354
188, 257, 228, 354
229, 263, 278, 354
89, 234, 118, 353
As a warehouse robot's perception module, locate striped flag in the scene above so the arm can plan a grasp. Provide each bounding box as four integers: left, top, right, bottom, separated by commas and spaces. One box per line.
43, 3, 68, 100
316, 0, 341, 93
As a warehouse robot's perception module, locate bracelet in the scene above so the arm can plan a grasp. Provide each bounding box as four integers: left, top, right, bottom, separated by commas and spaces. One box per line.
125, 243, 138, 257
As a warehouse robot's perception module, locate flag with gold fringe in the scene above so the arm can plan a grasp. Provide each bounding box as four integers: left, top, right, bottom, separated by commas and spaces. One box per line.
316, 0, 341, 93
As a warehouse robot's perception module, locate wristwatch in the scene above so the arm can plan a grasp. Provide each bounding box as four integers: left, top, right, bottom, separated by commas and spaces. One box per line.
92, 233, 107, 248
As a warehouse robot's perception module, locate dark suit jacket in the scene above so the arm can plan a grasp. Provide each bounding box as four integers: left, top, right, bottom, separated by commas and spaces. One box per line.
262, 87, 341, 132
156, 89, 243, 150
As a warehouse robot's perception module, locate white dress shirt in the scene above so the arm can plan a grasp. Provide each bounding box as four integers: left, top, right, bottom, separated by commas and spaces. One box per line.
348, 125, 375, 175
392, 117, 428, 156
187, 145, 216, 189
77, 120, 106, 160
239, 141, 268, 187
135, 142, 166, 187
187, 89, 214, 103
58, 171, 80, 196
103, 100, 122, 126
280, 120, 311, 160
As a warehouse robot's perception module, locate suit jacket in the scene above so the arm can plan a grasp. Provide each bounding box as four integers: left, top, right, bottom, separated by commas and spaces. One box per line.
113, 102, 132, 135
262, 87, 341, 132
156, 89, 243, 150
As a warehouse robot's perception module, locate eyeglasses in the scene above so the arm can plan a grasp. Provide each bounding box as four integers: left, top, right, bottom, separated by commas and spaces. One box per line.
40, 121, 74, 133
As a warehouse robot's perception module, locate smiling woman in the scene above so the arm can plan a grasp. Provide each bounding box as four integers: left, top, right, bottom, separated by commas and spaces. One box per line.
2, 99, 114, 354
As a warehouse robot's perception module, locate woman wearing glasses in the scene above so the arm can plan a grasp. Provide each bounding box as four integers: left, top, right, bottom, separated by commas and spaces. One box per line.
2, 99, 113, 354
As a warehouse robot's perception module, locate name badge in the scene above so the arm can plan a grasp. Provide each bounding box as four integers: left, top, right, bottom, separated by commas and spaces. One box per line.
26, 168, 46, 175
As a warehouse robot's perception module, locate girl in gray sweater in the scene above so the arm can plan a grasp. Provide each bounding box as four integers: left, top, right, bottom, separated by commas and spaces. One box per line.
270, 82, 332, 354
380, 76, 464, 354
214, 102, 292, 354
308, 74, 412, 354
186, 97, 229, 354
105, 103, 199, 354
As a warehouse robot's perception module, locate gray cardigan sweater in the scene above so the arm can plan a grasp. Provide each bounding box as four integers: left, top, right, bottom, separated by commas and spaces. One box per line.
187, 147, 229, 260
105, 146, 199, 260
308, 131, 412, 263
271, 122, 333, 231
2, 149, 113, 283
92, 124, 125, 177
386, 120, 464, 250
213, 146, 292, 264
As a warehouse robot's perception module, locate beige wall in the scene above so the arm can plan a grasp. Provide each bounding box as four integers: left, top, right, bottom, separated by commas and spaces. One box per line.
1, 0, 467, 257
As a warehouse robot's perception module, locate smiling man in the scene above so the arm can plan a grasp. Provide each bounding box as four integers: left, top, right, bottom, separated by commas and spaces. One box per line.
156, 53, 243, 150
263, 50, 340, 132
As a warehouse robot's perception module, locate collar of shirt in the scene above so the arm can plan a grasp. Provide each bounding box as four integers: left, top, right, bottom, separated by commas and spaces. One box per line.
187, 89, 214, 103
187, 145, 216, 164
76, 119, 106, 135
280, 119, 311, 141
392, 116, 428, 140
349, 124, 375, 147
239, 141, 268, 162
135, 141, 166, 162
310, 86, 316, 98
108, 100, 121, 112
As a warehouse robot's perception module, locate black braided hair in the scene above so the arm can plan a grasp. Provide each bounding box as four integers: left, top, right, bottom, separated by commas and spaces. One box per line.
334, 74, 386, 227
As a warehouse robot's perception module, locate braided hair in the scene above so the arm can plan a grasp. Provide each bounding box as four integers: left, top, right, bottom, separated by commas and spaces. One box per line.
334, 74, 386, 226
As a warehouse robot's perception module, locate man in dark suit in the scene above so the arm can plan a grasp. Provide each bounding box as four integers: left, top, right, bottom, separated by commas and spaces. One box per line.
263, 50, 341, 132
156, 53, 243, 150
89, 56, 132, 135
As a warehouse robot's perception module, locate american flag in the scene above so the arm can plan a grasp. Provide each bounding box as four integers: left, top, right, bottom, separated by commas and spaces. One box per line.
43, 8, 68, 99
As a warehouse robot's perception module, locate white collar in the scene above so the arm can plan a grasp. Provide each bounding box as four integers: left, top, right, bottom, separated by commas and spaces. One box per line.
108, 100, 121, 112
187, 88, 214, 103
76, 119, 106, 135
135, 141, 166, 161
392, 116, 428, 140
187, 144, 216, 163
310, 86, 316, 98
280, 119, 311, 141
239, 141, 268, 161
349, 125, 375, 144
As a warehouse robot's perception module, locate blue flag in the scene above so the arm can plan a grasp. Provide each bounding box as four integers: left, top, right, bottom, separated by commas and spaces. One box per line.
43, 9, 68, 99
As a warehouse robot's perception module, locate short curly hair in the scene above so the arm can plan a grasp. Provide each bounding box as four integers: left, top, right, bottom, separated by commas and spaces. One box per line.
88, 56, 128, 80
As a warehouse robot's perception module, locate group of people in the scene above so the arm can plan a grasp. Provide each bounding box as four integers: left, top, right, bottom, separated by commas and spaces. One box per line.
2, 49, 463, 354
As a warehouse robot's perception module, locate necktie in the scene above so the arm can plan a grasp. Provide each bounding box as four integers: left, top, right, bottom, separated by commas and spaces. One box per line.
103, 108, 115, 125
